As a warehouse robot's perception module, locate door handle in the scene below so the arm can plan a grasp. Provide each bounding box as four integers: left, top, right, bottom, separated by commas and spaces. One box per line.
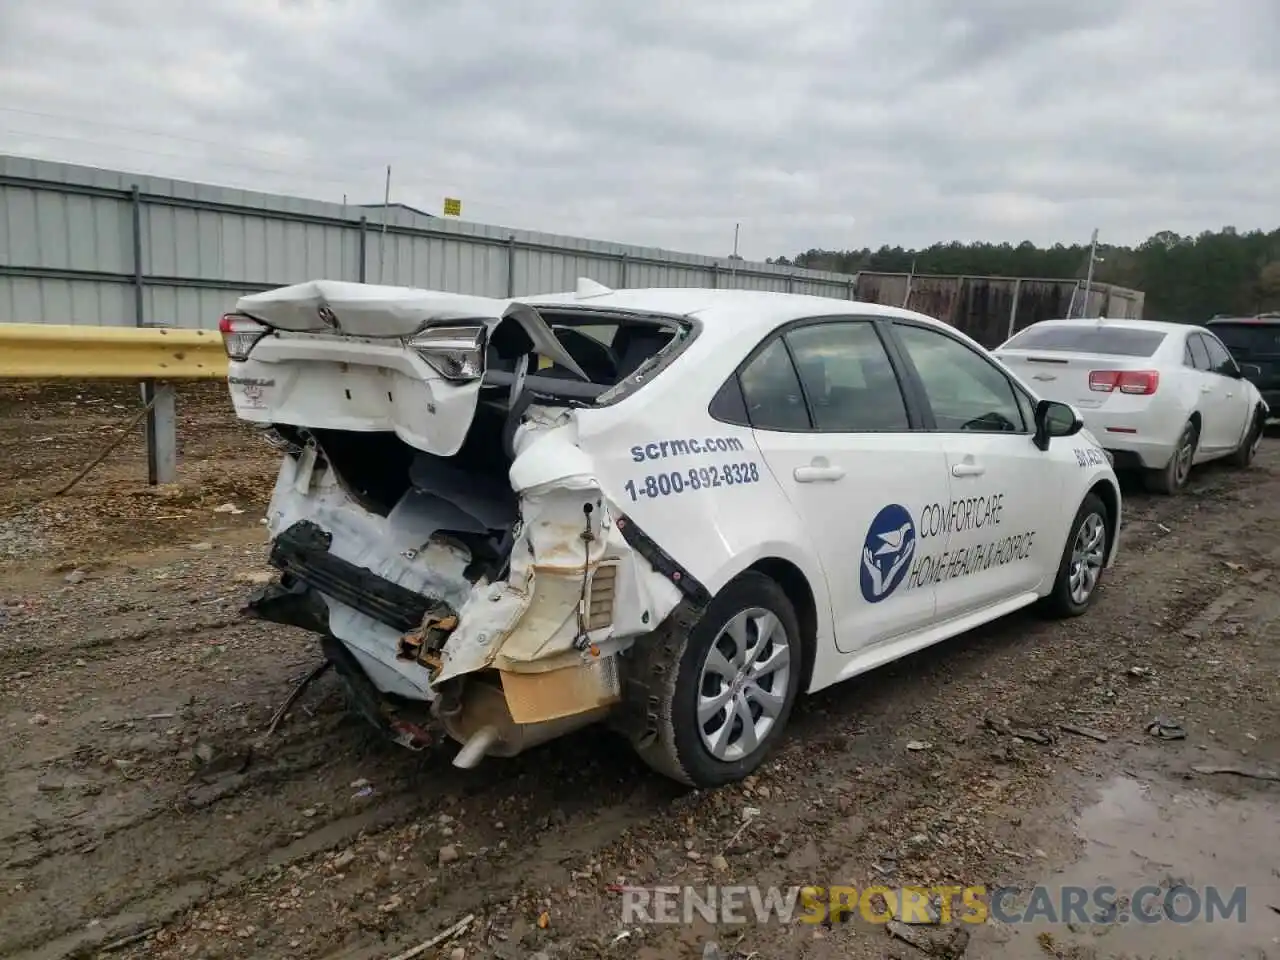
794, 459, 845, 483
952, 462, 986, 478
1201, 386, 1213, 394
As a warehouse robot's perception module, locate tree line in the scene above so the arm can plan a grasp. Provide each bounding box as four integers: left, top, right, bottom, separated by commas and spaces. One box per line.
770, 227, 1280, 323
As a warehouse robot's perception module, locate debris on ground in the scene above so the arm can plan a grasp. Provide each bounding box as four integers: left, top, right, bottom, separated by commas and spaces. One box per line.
1059, 724, 1109, 743
385, 914, 474, 960
886, 918, 971, 958
1146, 717, 1187, 740
1189, 764, 1280, 783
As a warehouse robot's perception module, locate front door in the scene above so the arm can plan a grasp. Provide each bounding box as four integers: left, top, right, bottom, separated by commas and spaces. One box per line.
888, 321, 1062, 619
737, 319, 952, 654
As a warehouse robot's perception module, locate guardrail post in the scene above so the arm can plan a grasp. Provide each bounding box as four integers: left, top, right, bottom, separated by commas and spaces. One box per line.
131, 186, 176, 485
143, 380, 177, 486
619, 254, 628, 289
787, 273, 795, 293
711, 262, 719, 289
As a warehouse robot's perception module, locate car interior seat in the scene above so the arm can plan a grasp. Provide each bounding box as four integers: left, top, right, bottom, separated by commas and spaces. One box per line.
612, 325, 675, 380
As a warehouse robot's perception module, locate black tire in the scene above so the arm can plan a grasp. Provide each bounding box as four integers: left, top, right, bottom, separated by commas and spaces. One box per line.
623, 572, 803, 787
1144, 420, 1197, 495
1040, 492, 1109, 619
1227, 406, 1265, 468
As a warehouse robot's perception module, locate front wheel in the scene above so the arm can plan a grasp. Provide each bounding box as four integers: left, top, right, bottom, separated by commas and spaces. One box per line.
1040, 492, 1109, 618
625, 572, 803, 787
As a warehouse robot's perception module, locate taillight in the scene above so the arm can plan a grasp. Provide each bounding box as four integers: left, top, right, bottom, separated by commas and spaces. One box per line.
405, 324, 485, 381
1089, 369, 1159, 395
219, 313, 269, 361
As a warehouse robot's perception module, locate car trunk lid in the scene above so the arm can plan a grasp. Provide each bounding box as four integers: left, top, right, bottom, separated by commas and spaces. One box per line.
226, 281, 589, 456
998, 350, 1160, 409
996, 323, 1168, 409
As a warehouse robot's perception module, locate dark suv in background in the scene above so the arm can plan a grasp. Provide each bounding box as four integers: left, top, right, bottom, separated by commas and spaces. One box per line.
1206, 314, 1280, 421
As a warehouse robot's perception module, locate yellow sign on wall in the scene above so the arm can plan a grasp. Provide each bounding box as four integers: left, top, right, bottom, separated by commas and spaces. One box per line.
443, 197, 462, 217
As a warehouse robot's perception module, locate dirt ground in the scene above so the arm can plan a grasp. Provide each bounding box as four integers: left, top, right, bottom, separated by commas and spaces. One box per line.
1, 381, 1277, 960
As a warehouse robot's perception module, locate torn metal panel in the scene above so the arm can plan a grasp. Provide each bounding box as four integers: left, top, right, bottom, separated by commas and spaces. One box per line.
433, 416, 682, 686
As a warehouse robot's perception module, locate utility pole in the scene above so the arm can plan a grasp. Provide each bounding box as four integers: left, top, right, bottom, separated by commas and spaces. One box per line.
1078, 228, 1099, 318
729, 222, 740, 285
378, 165, 391, 282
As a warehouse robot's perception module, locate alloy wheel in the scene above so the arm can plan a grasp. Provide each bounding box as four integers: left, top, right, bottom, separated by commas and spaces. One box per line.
1068, 512, 1106, 606
696, 607, 792, 762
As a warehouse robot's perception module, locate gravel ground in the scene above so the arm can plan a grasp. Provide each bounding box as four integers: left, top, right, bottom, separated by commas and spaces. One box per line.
1, 382, 1277, 960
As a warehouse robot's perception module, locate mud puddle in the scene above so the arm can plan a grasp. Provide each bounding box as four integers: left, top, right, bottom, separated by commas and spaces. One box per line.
974, 772, 1280, 959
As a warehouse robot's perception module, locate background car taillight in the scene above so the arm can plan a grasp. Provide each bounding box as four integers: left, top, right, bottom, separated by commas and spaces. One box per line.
405, 324, 485, 381
1089, 369, 1159, 395
218, 313, 269, 361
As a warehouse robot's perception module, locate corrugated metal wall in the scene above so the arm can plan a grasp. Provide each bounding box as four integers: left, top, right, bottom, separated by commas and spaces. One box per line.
0, 154, 1144, 346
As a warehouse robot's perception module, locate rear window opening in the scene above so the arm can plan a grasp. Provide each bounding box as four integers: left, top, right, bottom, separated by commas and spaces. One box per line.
483, 311, 690, 404
1003, 325, 1167, 357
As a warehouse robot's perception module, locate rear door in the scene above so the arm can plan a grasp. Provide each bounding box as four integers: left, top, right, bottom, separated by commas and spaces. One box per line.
734, 317, 951, 654
1185, 332, 1233, 451
1199, 331, 1252, 450
890, 320, 1063, 618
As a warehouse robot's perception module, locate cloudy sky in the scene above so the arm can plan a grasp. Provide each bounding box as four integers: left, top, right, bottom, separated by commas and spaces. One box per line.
1, 0, 1276, 261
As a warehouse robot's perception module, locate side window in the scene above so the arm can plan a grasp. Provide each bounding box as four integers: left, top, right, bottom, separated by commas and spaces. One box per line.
893, 323, 1026, 433
1187, 334, 1212, 371
782, 321, 910, 432
738, 337, 811, 431
1202, 334, 1238, 376
708, 374, 749, 425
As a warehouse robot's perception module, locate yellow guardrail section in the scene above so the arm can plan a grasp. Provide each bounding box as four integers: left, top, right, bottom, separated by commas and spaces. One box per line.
0, 324, 228, 379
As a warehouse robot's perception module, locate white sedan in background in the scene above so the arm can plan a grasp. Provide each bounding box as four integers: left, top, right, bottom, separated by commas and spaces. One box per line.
995, 317, 1268, 494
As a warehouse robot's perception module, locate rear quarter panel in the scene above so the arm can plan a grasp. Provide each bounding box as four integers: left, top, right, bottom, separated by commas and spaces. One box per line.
573, 334, 835, 645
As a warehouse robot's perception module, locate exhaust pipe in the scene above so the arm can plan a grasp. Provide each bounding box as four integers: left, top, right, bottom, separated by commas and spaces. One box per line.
452, 725, 500, 769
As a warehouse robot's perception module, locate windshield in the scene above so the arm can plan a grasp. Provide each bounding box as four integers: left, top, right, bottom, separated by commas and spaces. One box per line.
1209, 322, 1280, 358
1002, 324, 1167, 357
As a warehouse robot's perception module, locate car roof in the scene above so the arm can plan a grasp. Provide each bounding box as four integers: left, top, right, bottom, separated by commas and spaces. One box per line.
518, 286, 954, 338
1012, 317, 1191, 336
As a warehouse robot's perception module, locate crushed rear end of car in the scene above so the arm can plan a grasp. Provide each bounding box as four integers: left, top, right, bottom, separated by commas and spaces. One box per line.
221, 280, 693, 766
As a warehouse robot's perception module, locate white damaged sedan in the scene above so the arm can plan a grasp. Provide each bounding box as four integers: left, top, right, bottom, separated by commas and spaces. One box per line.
220, 279, 1122, 787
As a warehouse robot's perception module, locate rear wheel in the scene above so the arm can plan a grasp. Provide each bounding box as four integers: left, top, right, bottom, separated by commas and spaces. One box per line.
1144, 421, 1197, 495
1040, 492, 1109, 618
1227, 407, 1264, 468
624, 572, 803, 787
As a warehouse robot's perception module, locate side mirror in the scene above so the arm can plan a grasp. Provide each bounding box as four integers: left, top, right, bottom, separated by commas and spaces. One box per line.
1033, 399, 1083, 451
1239, 363, 1262, 380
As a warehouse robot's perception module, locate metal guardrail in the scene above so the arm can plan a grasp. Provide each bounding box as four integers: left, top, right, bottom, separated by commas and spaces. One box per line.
0, 323, 227, 379
0, 324, 228, 486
